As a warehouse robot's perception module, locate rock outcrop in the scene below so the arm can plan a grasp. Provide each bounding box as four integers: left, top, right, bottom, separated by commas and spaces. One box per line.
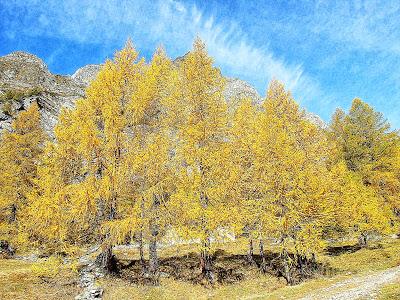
224, 77, 262, 106
72, 64, 102, 86
0, 51, 85, 133
0, 51, 326, 135
304, 111, 328, 129
75, 245, 104, 300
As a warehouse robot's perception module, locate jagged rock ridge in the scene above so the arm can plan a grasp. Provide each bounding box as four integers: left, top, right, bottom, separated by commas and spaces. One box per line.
72, 64, 102, 86
0, 51, 326, 134
0, 51, 85, 133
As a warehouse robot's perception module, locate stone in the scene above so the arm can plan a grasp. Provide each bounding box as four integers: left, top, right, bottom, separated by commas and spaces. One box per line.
0, 240, 15, 257
0, 51, 85, 136
0, 51, 326, 137
72, 64, 101, 86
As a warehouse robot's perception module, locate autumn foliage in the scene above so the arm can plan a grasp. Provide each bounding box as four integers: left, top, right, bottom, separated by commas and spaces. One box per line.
0, 39, 399, 285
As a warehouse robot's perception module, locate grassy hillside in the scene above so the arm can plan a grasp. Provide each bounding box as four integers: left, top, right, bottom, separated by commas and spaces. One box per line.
1, 237, 399, 299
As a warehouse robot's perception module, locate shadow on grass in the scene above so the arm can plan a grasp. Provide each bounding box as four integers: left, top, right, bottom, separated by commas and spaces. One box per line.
325, 244, 362, 256
115, 249, 330, 286
325, 243, 383, 257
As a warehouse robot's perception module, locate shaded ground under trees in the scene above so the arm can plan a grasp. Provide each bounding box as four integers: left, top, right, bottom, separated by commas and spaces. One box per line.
113, 247, 332, 286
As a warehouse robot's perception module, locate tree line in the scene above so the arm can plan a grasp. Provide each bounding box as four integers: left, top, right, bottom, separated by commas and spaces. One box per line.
0, 39, 399, 285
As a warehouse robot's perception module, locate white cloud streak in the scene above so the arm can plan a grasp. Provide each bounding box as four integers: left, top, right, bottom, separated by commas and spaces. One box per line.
2, 0, 323, 104
312, 1, 400, 54
3, 0, 400, 126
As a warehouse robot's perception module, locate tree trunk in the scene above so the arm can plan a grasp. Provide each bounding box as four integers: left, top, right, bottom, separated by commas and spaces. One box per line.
148, 230, 159, 285
198, 176, 214, 283
247, 238, 255, 264
96, 244, 115, 273
200, 236, 214, 283
259, 238, 267, 272
96, 200, 117, 273
282, 249, 293, 285
148, 194, 160, 285
138, 230, 145, 268
394, 208, 400, 238
9, 204, 16, 223
310, 252, 317, 269
139, 197, 146, 269
297, 253, 305, 278
358, 232, 368, 248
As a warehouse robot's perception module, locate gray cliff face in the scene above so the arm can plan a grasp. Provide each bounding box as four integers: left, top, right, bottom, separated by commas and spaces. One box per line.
304, 111, 328, 129
0, 51, 326, 135
0, 51, 50, 88
72, 64, 102, 86
224, 78, 262, 107
0, 51, 86, 133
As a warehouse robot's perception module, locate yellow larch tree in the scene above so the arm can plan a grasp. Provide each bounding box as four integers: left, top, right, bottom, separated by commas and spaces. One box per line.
329, 99, 398, 244
0, 102, 46, 250
21, 106, 97, 253
21, 142, 75, 253
254, 80, 333, 284
328, 162, 392, 246
229, 98, 263, 265
164, 38, 233, 282
35, 41, 146, 271
105, 47, 176, 284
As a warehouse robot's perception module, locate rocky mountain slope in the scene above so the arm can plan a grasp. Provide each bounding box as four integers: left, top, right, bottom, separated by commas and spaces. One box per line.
0, 51, 325, 135
0, 52, 85, 133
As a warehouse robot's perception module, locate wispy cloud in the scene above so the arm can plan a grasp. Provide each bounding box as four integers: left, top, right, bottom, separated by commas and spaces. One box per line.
19, 1, 400, 126
311, 1, 400, 54
156, 1, 323, 103
307, 1, 400, 126
1, 0, 324, 104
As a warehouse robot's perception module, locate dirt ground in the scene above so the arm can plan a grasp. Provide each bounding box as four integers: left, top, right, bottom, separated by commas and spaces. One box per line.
116, 249, 329, 286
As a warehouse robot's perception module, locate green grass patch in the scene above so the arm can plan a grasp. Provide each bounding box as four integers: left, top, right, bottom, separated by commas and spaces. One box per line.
0, 87, 44, 103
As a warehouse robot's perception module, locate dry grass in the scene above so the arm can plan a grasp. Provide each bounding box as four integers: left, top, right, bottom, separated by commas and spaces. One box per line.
377, 278, 400, 300
0, 238, 399, 299
100, 274, 286, 300
321, 238, 400, 274
106, 237, 400, 300
0, 259, 79, 300
260, 238, 400, 300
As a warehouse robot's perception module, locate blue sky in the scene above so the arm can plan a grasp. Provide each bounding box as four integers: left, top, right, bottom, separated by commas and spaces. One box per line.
1, 0, 399, 128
